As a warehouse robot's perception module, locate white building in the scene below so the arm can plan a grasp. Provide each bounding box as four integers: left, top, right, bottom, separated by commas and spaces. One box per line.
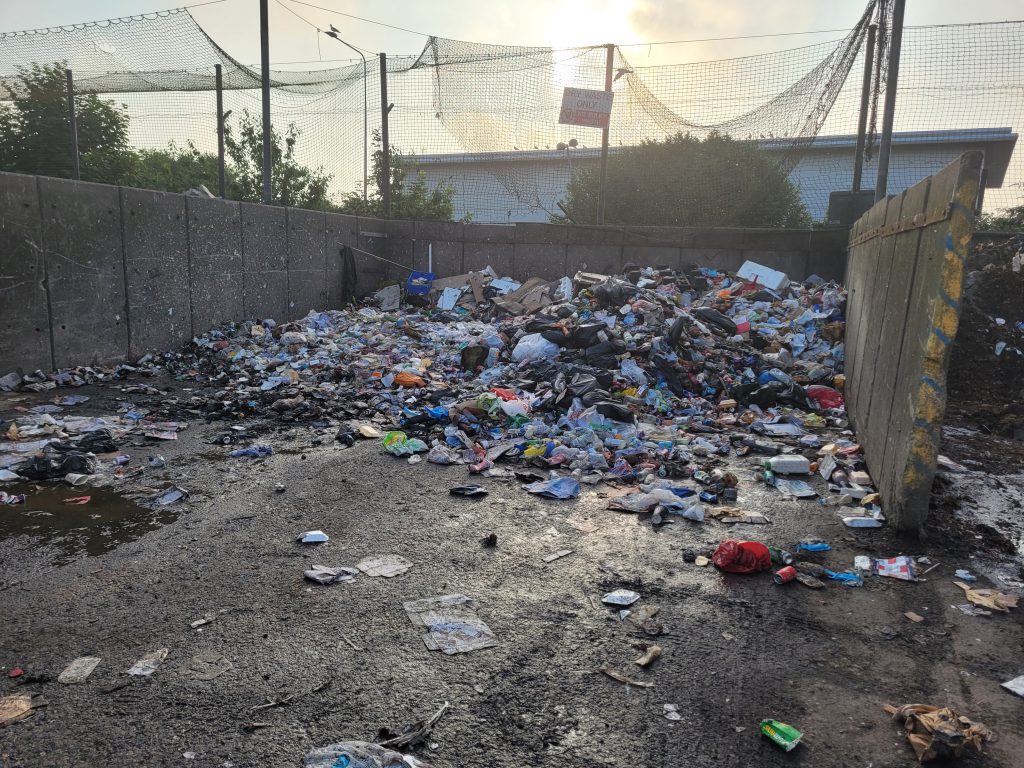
413, 128, 1018, 224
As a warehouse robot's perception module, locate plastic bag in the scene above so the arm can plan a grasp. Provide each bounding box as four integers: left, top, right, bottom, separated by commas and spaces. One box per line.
711, 540, 771, 573
805, 385, 845, 409
383, 431, 428, 456
523, 476, 580, 499
512, 333, 561, 363
303, 740, 432, 768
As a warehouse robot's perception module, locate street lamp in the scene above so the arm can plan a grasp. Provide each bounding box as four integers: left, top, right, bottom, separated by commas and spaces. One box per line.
324, 25, 368, 200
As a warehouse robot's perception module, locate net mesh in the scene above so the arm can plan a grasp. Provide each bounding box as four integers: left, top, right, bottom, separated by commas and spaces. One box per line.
0, 4, 1021, 224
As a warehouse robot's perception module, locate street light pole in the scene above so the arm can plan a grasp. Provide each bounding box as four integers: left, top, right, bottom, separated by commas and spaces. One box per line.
324, 30, 368, 200
259, 0, 273, 204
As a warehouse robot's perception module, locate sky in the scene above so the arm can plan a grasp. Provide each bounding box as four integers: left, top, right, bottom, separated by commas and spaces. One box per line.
0, 0, 1021, 69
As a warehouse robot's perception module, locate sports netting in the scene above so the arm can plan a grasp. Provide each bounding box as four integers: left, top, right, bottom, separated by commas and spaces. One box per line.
0, 2, 1021, 224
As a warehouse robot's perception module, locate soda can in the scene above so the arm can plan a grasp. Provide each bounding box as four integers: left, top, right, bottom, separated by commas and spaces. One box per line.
773, 566, 797, 584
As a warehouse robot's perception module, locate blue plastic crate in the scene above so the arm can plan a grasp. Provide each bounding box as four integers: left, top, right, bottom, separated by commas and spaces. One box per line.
406, 271, 435, 295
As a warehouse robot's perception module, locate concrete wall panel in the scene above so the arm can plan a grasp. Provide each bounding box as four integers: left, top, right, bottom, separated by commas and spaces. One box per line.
287, 208, 327, 319
0, 173, 50, 373
413, 240, 463, 276
188, 196, 242, 333
325, 213, 359, 307
464, 243, 514, 274
122, 188, 191, 357
513, 244, 566, 281
39, 178, 127, 367
567, 245, 623, 276
241, 202, 288, 322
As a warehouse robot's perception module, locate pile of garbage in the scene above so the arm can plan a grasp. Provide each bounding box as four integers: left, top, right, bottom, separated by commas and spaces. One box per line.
1, 261, 873, 513
948, 234, 1024, 416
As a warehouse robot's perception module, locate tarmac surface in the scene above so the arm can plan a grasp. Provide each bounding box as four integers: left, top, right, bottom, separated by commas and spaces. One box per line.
1, 380, 1023, 768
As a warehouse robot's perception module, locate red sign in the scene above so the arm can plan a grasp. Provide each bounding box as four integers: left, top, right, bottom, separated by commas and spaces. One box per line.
558, 87, 614, 129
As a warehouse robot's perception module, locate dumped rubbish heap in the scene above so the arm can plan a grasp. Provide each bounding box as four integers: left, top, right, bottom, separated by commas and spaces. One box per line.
2, 260, 877, 526
947, 234, 1024, 434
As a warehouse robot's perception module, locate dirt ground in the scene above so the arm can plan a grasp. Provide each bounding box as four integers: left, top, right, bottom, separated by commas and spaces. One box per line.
1, 380, 1022, 768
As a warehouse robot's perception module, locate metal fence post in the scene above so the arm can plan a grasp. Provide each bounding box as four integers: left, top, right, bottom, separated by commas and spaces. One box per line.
259, 0, 273, 204
875, 0, 906, 202
215, 63, 226, 198
64, 68, 80, 180
852, 24, 876, 191
597, 43, 614, 225
379, 52, 392, 218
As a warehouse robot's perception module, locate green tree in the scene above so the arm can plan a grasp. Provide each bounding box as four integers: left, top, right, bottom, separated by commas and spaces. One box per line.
120, 142, 224, 195
338, 130, 458, 221
976, 186, 1024, 232
0, 62, 131, 184
554, 131, 810, 228
224, 109, 333, 209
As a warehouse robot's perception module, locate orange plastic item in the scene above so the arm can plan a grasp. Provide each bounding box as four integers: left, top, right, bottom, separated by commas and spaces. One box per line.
394, 372, 426, 388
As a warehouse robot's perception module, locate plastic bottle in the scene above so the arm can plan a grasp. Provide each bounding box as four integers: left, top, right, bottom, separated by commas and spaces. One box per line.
763, 455, 811, 474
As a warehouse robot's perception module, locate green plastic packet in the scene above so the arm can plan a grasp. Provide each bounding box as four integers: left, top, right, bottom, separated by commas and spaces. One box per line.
760, 719, 803, 751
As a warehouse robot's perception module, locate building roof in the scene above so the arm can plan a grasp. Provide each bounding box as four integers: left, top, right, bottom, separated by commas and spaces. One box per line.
413, 127, 1018, 186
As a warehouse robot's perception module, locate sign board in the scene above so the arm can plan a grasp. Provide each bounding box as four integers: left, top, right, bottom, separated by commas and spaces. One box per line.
558, 87, 614, 129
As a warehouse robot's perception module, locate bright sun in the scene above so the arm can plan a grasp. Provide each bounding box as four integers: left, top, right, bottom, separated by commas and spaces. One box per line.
544, 0, 639, 49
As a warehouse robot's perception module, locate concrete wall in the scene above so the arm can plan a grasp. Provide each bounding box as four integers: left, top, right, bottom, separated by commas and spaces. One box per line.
0, 172, 360, 373
401, 222, 849, 286
1, 170, 846, 374
845, 152, 983, 534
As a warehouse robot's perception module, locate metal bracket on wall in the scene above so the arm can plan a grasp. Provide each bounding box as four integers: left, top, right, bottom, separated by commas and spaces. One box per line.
847, 203, 953, 248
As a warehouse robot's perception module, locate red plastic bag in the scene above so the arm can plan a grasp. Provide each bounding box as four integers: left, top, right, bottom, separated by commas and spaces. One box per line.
805, 385, 844, 410
712, 540, 772, 574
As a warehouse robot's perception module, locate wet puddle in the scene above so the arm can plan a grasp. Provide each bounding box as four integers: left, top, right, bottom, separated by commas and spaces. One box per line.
0, 484, 179, 563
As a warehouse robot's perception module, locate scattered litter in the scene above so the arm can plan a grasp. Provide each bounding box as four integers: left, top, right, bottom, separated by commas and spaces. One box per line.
663, 703, 682, 721
58, 656, 101, 684
633, 645, 662, 667
230, 444, 273, 458
712, 540, 771, 574
523, 476, 580, 499
795, 538, 831, 553
954, 581, 1018, 612
126, 648, 169, 677
883, 703, 993, 762
303, 740, 432, 768
449, 485, 488, 497
304, 565, 359, 585
403, 594, 497, 654
189, 615, 216, 629
377, 701, 450, 751
872, 557, 921, 581
602, 589, 641, 606
624, 605, 663, 635
542, 549, 573, 563
480, 533, 498, 549
147, 455, 166, 468
760, 719, 803, 752
356, 555, 413, 578
599, 665, 654, 688
298, 530, 329, 544
357, 424, 383, 439
904, 611, 925, 623
180, 652, 232, 681
1001, 674, 1024, 698
954, 569, 976, 582
952, 603, 992, 617
774, 479, 817, 498
0, 693, 47, 726
63, 495, 92, 505
148, 486, 188, 506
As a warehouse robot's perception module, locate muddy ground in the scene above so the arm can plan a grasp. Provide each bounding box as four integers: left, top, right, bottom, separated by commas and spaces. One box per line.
1, 380, 1022, 768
